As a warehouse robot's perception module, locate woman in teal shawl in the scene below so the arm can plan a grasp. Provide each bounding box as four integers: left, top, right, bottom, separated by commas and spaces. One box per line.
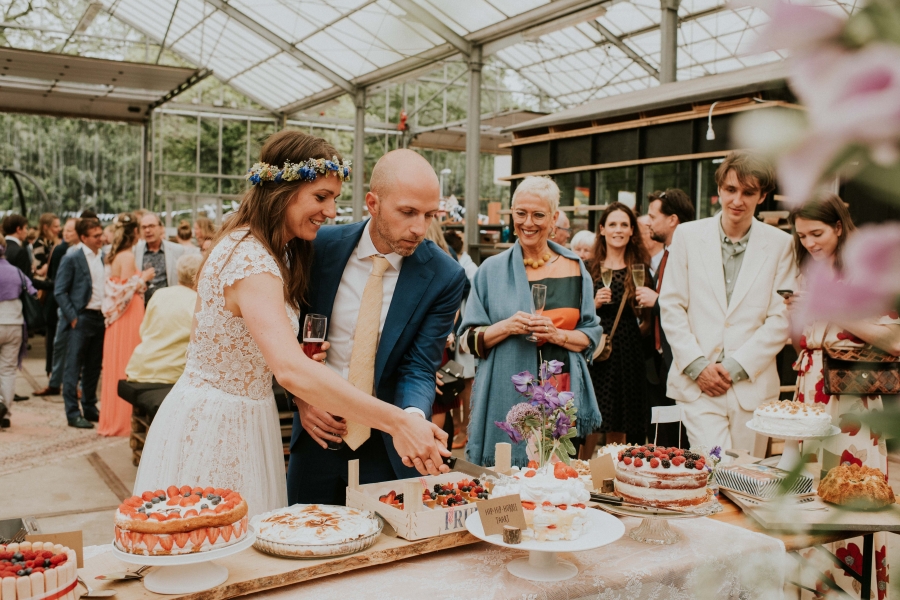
458, 176, 602, 467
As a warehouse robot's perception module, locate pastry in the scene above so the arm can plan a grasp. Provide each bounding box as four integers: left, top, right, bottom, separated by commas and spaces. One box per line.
614, 445, 710, 508
0, 542, 77, 600
817, 464, 896, 509
114, 486, 249, 555
251, 504, 381, 557
752, 400, 832, 437
378, 479, 492, 510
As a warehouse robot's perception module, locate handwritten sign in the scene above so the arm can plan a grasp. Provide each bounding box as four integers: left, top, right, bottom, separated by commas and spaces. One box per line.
589, 453, 616, 492
477, 494, 527, 536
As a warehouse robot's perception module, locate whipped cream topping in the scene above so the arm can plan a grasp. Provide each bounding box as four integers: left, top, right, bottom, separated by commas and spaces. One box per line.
492, 466, 590, 506
755, 400, 828, 417
753, 400, 832, 437
251, 504, 380, 546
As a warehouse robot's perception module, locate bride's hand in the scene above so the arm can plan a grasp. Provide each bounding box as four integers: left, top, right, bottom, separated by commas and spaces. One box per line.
393, 412, 451, 476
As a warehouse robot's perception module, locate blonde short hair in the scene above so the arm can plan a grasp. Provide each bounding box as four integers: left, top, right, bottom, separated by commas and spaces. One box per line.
176, 253, 202, 287
512, 176, 560, 214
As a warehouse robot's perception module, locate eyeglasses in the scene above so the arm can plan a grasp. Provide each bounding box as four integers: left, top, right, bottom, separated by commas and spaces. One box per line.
556, 226, 572, 233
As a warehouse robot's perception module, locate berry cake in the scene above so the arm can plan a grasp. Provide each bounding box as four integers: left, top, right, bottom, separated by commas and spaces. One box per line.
492, 461, 591, 541
614, 445, 710, 508
752, 400, 832, 437
0, 542, 77, 600
114, 486, 249, 556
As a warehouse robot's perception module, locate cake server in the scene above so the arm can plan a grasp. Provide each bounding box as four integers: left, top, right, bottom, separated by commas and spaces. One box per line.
95, 565, 150, 581
77, 576, 117, 597
373, 512, 397, 538
443, 456, 500, 479
590, 493, 689, 515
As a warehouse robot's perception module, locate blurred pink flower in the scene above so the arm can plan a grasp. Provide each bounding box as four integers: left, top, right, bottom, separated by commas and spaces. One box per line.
797, 224, 900, 329
744, 0, 845, 54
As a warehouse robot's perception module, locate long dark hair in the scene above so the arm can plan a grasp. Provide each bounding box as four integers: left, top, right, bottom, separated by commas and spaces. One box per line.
202, 130, 341, 309
789, 193, 855, 272
589, 202, 650, 300
106, 213, 139, 265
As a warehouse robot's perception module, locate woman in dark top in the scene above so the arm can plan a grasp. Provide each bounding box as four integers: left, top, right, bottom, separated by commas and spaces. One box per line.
32, 213, 60, 275
589, 202, 652, 444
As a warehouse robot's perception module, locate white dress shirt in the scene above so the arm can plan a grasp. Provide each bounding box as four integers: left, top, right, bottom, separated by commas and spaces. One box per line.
326, 222, 425, 418
82, 245, 105, 310
650, 248, 665, 278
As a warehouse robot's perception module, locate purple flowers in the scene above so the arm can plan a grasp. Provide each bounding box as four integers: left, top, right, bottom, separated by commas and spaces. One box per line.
710, 446, 722, 460
539, 360, 564, 381
494, 420, 523, 444
553, 414, 572, 439
511, 371, 534, 393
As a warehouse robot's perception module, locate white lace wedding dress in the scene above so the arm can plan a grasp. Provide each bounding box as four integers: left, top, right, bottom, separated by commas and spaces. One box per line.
134, 230, 293, 516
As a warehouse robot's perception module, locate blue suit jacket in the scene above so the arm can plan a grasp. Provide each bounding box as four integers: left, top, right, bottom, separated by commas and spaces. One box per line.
289, 220, 467, 478
54, 249, 97, 324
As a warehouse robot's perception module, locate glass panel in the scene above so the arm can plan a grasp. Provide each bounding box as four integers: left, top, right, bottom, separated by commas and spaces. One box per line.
423, 0, 506, 33
696, 157, 723, 220
642, 161, 693, 214
555, 171, 592, 236
596, 166, 638, 210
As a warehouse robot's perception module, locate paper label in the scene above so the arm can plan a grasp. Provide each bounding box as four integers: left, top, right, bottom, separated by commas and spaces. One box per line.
589, 453, 616, 491
477, 494, 527, 536
651, 405, 683, 424
26, 531, 83, 568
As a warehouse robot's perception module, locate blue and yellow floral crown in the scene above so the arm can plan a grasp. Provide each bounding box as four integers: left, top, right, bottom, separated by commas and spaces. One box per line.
246, 156, 351, 186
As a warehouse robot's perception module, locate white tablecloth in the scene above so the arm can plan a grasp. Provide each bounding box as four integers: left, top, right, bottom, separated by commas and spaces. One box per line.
85, 516, 785, 600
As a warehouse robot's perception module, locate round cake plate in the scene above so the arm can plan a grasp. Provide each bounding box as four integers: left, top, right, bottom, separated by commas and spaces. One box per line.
465, 509, 625, 582
110, 528, 256, 595
746, 422, 841, 472
596, 498, 721, 545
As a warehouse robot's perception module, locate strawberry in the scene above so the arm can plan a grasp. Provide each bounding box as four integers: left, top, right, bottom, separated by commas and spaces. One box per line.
172, 532, 190, 549
565, 465, 579, 478
141, 491, 155, 501
166, 485, 180, 499
191, 486, 204, 496
547, 525, 557, 529
189, 529, 206, 546
527, 460, 539, 469
183, 509, 199, 518
650, 458, 660, 468
179, 485, 192, 496
623, 456, 632, 465
202, 487, 216, 497
695, 462, 705, 470
153, 489, 165, 499
214, 488, 227, 497
542, 501, 553, 507
674, 449, 684, 456
521, 501, 536, 510
214, 503, 229, 514
220, 525, 232, 543
572, 503, 586, 509
166, 497, 180, 506
167, 513, 181, 520
206, 527, 220, 544
149, 513, 166, 521
143, 535, 159, 552
133, 512, 148, 521
557, 504, 568, 510
124, 496, 143, 507
179, 496, 194, 507
524, 470, 537, 478
159, 536, 174, 552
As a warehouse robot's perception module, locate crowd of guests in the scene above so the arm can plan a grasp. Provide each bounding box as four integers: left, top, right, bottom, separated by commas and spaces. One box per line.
0, 211, 212, 431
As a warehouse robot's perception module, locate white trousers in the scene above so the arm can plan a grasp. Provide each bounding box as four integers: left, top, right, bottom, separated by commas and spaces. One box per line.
678, 388, 755, 453
0, 324, 21, 410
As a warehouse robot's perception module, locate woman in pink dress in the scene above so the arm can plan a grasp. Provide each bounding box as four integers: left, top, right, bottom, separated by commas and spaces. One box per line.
97, 214, 155, 436
791, 194, 900, 600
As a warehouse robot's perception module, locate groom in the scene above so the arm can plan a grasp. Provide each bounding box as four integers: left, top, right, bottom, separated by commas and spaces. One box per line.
287, 149, 467, 506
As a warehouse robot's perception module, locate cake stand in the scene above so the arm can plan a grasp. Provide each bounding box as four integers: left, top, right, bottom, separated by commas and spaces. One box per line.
596, 499, 721, 545
110, 528, 256, 594
465, 509, 624, 582
746, 421, 840, 471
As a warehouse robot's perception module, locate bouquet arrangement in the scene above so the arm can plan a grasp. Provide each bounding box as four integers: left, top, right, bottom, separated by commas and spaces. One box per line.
495, 360, 578, 467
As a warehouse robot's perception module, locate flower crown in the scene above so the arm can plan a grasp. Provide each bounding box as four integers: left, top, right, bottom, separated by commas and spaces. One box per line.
246, 156, 351, 186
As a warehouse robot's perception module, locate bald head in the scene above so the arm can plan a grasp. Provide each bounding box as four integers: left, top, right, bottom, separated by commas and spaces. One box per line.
366, 149, 441, 257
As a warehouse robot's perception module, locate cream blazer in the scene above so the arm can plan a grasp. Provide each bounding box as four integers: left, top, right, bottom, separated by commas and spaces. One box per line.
659, 216, 798, 411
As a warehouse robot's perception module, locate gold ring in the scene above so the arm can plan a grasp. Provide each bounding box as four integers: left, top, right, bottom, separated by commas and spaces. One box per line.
313, 425, 318, 433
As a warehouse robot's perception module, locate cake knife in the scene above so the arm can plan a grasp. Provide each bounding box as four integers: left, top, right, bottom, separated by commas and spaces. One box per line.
443, 456, 501, 479
590, 493, 690, 515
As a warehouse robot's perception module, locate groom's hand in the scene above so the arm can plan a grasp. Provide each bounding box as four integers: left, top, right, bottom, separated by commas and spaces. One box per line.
296, 398, 347, 449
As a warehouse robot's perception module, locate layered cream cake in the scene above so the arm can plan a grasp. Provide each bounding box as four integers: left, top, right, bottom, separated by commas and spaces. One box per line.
114, 486, 249, 556
753, 400, 832, 437
492, 461, 591, 541
614, 446, 709, 508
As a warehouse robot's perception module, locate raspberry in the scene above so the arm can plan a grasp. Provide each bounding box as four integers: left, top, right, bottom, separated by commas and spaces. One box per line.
661, 459, 671, 468
634, 458, 643, 467
674, 449, 684, 456
649, 458, 660, 468
623, 456, 632, 465
695, 462, 705, 470
631, 449, 640, 456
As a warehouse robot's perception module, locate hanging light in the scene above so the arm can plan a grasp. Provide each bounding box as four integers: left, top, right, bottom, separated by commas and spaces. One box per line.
706, 101, 720, 141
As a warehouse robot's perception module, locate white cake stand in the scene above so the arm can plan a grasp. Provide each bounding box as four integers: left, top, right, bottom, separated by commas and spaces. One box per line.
465, 509, 624, 582
110, 529, 256, 594
746, 421, 840, 471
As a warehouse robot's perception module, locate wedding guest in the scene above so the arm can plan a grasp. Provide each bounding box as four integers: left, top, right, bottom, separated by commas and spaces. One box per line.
35, 218, 78, 397
175, 220, 200, 252
0, 244, 37, 428
135, 213, 185, 304
288, 148, 465, 506
790, 194, 899, 600
193, 217, 216, 252
639, 201, 665, 276
552, 211, 571, 246
660, 151, 798, 452
32, 213, 60, 276
443, 230, 476, 449
445, 230, 477, 281
459, 176, 601, 467
635, 188, 695, 447
101, 224, 115, 255
97, 214, 155, 437
589, 202, 652, 445
570, 229, 595, 263
126, 254, 201, 384
55, 218, 107, 429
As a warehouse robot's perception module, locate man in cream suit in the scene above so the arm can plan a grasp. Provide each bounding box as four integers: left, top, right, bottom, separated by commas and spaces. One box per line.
659, 152, 798, 452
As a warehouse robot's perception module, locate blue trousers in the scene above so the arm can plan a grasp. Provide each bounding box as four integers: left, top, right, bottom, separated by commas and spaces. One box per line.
48, 309, 68, 389
63, 310, 104, 422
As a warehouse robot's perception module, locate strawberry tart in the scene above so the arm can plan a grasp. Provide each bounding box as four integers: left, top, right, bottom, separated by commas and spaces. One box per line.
0, 542, 77, 600
491, 461, 591, 541
614, 445, 710, 509
114, 486, 249, 556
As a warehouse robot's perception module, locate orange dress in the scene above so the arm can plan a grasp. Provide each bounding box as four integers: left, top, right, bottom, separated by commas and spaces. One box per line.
97, 275, 146, 437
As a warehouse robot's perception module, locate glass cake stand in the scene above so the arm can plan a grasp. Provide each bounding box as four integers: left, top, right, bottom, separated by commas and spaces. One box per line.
110, 528, 256, 594
746, 421, 840, 471
465, 509, 624, 582
596, 497, 722, 545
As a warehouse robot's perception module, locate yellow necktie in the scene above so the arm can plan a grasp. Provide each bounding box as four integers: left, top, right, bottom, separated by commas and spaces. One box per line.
343, 255, 391, 450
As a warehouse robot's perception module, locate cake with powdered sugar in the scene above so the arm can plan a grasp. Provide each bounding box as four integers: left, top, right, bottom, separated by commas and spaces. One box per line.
752, 400, 832, 437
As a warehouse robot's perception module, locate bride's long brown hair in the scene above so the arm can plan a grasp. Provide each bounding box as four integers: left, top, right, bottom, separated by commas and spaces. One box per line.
201, 130, 342, 309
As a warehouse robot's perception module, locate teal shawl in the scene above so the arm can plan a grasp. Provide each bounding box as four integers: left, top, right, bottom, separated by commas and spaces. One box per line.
459, 241, 602, 467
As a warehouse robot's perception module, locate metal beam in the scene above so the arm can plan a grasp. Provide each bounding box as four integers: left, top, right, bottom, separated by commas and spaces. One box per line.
352, 88, 367, 222
660, 0, 681, 83
390, 0, 471, 55
464, 45, 482, 261
588, 21, 658, 78
203, 0, 356, 94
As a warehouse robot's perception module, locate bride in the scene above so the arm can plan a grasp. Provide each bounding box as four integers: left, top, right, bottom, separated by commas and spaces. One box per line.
134, 130, 450, 515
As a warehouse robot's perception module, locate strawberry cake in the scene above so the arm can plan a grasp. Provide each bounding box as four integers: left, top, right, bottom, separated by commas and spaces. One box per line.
491, 461, 591, 541
114, 486, 249, 556
614, 445, 710, 508
0, 542, 77, 600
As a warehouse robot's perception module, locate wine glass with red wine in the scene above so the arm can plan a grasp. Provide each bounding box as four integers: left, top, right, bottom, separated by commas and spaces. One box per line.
302, 314, 327, 359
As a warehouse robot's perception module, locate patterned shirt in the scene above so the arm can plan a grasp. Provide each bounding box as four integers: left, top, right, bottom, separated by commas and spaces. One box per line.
142, 246, 167, 303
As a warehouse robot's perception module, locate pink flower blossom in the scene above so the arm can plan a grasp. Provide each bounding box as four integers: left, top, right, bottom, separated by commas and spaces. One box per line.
744, 0, 845, 54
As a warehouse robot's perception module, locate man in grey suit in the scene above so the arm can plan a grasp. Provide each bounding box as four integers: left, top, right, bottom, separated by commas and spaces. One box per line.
135, 214, 185, 303
55, 218, 106, 429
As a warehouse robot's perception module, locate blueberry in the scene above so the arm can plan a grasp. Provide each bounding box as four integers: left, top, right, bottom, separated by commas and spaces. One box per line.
430, 492, 436, 499
433, 484, 441, 493
396, 494, 404, 503
13, 553, 23, 561
473, 478, 481, 485
137, 507, 145, 513
183, 492, 191, 498
211, 498, 220, 506
25, 568, 32, 575
207, 494, 214, 500
44, 559, 51, 568
144, 502, 152, 509
200, 504, 208, 510
151, 497, 160, 504
17, 570, 26, 577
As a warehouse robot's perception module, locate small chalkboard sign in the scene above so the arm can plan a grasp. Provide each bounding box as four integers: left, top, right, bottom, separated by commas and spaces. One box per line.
477, 494, 528, 536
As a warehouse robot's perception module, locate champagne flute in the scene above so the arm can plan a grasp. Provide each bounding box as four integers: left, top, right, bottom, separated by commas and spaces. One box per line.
601, 266, 613, 289
632, 264, 646, 308
526, 284, 547, 342
302, 314, 327, 359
